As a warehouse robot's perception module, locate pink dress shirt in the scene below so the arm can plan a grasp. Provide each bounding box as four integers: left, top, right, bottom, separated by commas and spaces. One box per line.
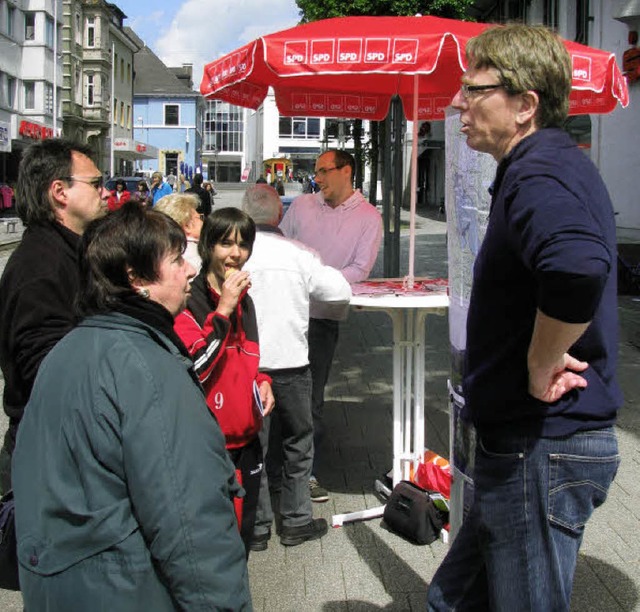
280, 190, 382, 319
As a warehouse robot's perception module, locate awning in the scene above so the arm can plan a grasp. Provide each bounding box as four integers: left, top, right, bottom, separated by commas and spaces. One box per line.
110, 138, 158, 161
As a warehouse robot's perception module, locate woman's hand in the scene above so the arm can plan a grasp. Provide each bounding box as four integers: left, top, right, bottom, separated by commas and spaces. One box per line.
216, 270, 251, 318
259, 381, 275, 417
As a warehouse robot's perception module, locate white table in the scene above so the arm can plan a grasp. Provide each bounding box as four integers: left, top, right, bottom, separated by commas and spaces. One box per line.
332, 280, 449, 527
350, 280, 449, 485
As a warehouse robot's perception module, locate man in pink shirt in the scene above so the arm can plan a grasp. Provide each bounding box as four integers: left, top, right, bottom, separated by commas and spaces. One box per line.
280, 149, 382, 501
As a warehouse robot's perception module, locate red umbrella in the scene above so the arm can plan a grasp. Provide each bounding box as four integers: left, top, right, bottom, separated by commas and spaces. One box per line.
201, 15, 628, 121
200, 15, 629, 279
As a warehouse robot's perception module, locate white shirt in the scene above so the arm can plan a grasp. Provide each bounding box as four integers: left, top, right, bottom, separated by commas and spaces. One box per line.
184, 238, 201, 276
245, 229, 351, 369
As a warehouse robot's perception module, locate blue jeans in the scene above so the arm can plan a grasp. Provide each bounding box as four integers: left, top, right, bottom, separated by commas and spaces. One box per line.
427, 427, 620, 612
254, 367, 314, 535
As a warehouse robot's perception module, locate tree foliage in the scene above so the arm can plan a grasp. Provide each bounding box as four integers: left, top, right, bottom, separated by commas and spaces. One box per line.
295, 0, 474, 22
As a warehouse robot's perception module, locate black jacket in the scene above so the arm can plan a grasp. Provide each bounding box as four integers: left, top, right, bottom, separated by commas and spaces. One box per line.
0, 222, 80, 430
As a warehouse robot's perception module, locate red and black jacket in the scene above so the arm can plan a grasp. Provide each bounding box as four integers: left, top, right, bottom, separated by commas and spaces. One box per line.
174, 272, 270, 449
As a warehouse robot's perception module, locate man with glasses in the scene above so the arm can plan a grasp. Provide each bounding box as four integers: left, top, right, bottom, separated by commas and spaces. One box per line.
0, 139, 108, 492
280, 149, 382, 502
427, 24, 621, 611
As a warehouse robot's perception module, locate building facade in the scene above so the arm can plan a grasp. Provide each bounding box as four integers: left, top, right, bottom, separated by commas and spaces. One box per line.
61, 0, 149, 177
0, 0, 62, 185
131, 31, 202, 179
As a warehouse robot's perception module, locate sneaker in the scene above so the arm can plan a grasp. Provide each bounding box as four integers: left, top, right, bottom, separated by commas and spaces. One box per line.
309, 476, 329, 502
249, 530, 271, 552
280, 518, 328, 547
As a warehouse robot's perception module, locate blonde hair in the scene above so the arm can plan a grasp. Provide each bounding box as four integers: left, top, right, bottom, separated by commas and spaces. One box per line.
155, 193, 200, 228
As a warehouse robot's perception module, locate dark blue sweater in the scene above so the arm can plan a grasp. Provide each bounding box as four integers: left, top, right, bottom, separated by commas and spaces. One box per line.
462, 128, 622, 437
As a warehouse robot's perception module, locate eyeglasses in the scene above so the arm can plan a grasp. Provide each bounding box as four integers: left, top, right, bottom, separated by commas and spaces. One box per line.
460, 83, 504, 99
60, 175, 104, 190
314, 165, 344, 178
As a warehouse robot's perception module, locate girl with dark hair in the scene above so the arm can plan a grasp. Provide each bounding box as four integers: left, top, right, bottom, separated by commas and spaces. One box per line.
106, 178, 131, 212
133, 180, 151, 207
12, 203, 251, 611
174, 207, 275, 557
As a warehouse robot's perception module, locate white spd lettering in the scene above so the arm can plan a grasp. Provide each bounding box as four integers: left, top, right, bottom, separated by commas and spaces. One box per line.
366, 52, 385, 61
364, 105, 375, 112
573, 68, 588, 79
339, 52, 358, 62
312, 103, 325, 110
313, 53, 330, 62
294, 103, 306, 109
394, 52, 414, 62
286, 54, 304, 63
214, 392, 224, 410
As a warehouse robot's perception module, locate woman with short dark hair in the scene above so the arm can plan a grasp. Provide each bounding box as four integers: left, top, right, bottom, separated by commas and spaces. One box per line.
106, 178, 131, 212
12, 203, 251, 611
174, 207, 274, 557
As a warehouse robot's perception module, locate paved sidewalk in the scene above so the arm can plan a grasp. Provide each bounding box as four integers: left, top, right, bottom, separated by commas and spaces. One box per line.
1, 200, 639, 611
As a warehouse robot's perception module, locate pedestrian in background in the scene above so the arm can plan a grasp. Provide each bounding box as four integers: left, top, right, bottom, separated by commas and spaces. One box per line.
242, 184, 351, 551
0, 139, 108, 493
280, 149, 382, 502
174, 207, 275, 556
185, 173, 212, 218
133, 180, 151, 207
13, 204, 250, 610
149, 171, 172, 206
106, 178, 131, 212
178, 173, 191, 193
427, 24, 622, 611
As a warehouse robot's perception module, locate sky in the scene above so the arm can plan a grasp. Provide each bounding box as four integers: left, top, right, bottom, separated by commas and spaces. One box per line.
115, 0, 302, 90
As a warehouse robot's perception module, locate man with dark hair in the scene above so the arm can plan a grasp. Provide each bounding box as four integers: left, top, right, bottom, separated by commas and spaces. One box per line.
427, 24, 622, 610
0, 138, 108, 491
185, 172, 212, 217
280, 149, 382, 502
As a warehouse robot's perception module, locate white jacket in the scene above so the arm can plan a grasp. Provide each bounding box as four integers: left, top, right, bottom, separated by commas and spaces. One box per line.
245, 228, 351, 370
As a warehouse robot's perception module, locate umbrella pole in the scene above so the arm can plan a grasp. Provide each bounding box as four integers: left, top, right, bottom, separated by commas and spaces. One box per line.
408, 75, 418, 288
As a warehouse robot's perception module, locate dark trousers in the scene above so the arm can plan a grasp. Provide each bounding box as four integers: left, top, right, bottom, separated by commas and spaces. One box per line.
254, 367, 314, 536
228, 435, 262, 558
0, 422, 18, 495
308, 318, 339, 475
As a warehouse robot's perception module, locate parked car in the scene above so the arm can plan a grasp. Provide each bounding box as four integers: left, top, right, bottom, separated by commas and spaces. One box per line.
105, 177, 145, 194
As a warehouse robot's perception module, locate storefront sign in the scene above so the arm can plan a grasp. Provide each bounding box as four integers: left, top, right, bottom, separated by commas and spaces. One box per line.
19, 120, 53, 140
113, 138, 130, 150
0, 121, 10, 153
